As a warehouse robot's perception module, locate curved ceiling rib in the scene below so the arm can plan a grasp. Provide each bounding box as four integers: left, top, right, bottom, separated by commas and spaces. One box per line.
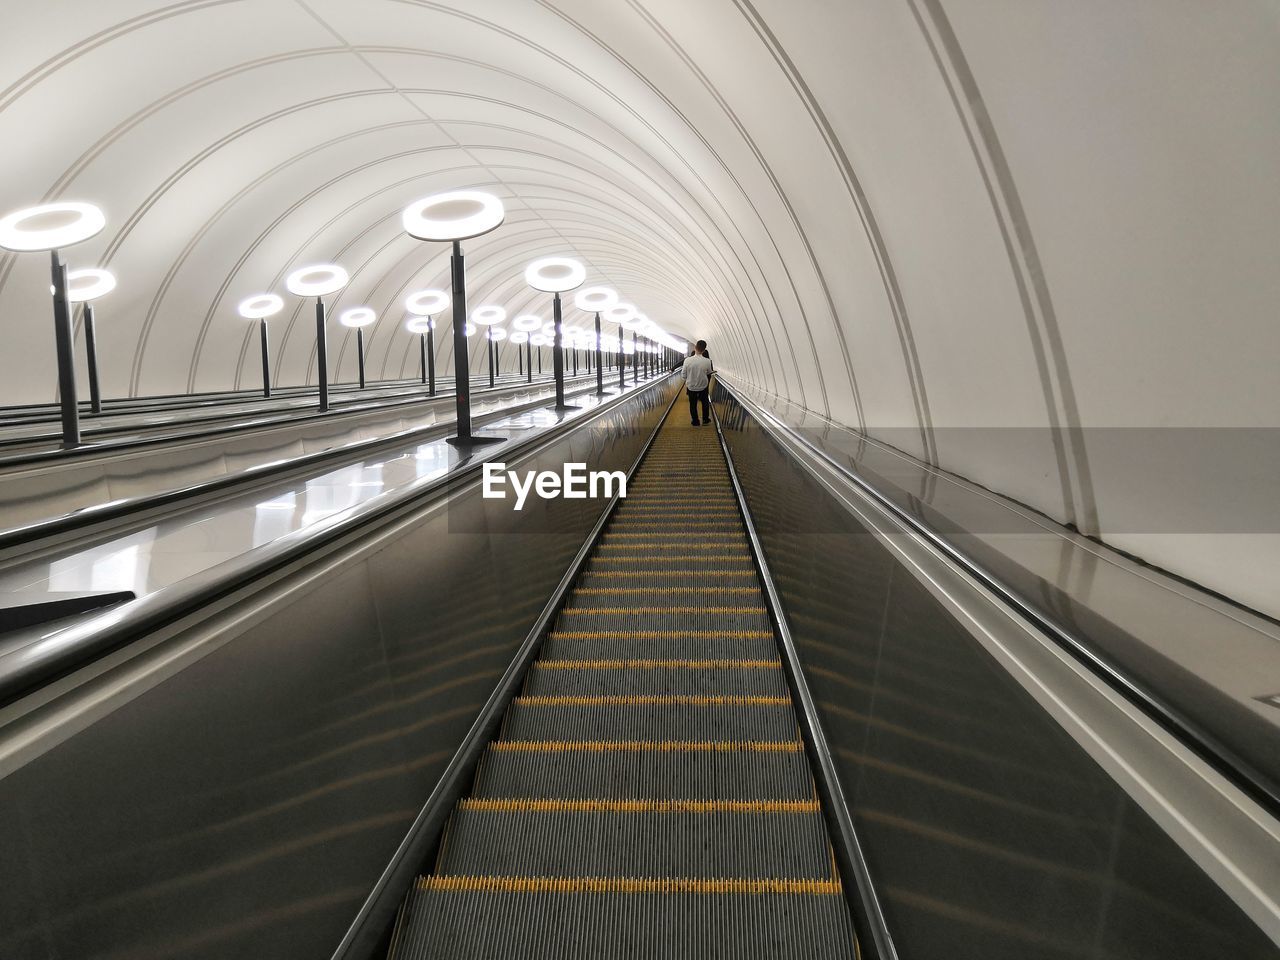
3, 0, 1277, 617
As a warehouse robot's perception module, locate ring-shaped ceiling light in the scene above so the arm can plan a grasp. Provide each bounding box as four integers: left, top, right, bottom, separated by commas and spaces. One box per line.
405, 289, 450, 316
525, 256, 586, 293
573, 286, 618, 312
603, 303, 637, 324
529, 333, 551, 346
509, 331, 529, 344
339, 307, 377, 328
402, 190, 505, 242
0, 202, 105, 252
512, 314, 543, 332
238, 293, 283, 320
406, 317, 433, 334
66, 268, 117, 303
471, 305, 506, 325
286, 264, 348, 298
463, 322, 477, 337
540, 320, 556, 335
487, 327, 508, 341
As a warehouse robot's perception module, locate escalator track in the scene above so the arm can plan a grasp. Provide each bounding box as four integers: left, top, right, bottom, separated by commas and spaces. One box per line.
386, 406, 859, 958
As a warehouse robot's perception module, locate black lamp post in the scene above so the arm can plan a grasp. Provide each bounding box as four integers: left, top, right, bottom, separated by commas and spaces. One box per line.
401, 190, 507, 449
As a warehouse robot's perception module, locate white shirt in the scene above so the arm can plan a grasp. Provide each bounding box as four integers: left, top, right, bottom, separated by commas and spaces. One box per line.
680, 354, 714, 391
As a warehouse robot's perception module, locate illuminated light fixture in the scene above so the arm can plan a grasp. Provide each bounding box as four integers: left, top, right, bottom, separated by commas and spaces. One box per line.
62, 267, 119, 416
529, 333, 551, 346
488, 327, 508, 341
0, 201, 110, 446
525, 256, 586, 294
463, 322, 477, 337
239, 292, 284, 399
510, 331, 529, 344
573, 286, 617, 312
405, 288, 450, 316
401, 190, 505, 242
286, 263, 349, 410
471, 305, 506, 325
513, 314, 542, 332
603, 303, 637, 325
339, 307, 376, 328
401, 190, 507, 446
286, 264, 348, 298
406, 316, 438, 393
0, 202, 105, 252
238, 293, 282, 320
65, 268, 116, 303
338, 307, 377, 389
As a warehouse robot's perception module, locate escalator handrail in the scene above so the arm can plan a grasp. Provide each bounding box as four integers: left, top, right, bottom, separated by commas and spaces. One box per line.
329, 380, 684, 960
0, 374, 591, 469
0, 378, 603, 554
0, 376, 673, 710
717, 377, 1280, 819
710, 401, 898, 960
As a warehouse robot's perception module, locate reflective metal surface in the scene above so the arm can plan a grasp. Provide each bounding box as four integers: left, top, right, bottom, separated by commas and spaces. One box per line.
720, 379, 1280, 811
0, 379, 679, 960
0, 375, 596, 534
714, 387, 1279, 960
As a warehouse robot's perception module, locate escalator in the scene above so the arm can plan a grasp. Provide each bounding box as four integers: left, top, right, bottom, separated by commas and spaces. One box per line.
386, 408, 859, 958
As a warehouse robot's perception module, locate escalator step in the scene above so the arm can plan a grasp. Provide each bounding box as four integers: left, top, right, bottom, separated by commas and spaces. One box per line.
386, 401, 857, 959
471, 745, 817, 801
435, 807, 834, 879
391, 886, 856, 960
521, 659, 789, 696
502, 698, 798, 741
551, 608, 773, 634
541, 633, 780, 661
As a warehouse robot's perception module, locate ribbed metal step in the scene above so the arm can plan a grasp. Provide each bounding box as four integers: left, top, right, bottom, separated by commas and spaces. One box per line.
391, 886, 857, 960
521, 659, 789, 696
471, 743, 818, 800
502, 697, 799, 741
437, 807, 834, 878
387, 407, 857, 959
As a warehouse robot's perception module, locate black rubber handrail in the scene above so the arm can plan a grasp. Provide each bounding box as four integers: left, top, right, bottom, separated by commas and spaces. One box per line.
0, 374, 595, 470
0, 375, 434, 427
711, 400, 899, 960
0, 376, 672, 710
719, 378, 1280, 820
0, 373, 590, 467
329, 380, 683, 960
0, 379, 606, 556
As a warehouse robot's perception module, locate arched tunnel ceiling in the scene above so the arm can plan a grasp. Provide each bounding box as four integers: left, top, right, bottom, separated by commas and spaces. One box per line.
2, 1, 1278, 617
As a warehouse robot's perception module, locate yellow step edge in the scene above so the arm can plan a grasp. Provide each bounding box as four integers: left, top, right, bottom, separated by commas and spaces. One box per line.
549, 630, 773, 639
603, 532, 746, 539
458, 798, 818, 813
533, 659, 780, 670
418, 876, 842, 895
583, 571, 756, 578
489, 740, 803, 753
560, 606, 766, 615
589, 556, 755, 563
571, 587, 761, 595
514, 694, 791, 706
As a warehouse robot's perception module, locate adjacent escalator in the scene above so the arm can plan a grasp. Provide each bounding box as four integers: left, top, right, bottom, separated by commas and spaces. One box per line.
386, 408, 858, 958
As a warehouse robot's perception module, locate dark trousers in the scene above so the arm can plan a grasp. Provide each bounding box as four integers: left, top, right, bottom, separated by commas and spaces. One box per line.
688, 388, 710, 424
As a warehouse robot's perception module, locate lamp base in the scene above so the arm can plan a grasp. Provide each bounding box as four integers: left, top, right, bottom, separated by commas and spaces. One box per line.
446, 434, 506, 450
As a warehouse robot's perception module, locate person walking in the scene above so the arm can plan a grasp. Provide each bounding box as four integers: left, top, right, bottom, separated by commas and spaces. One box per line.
679, 339, 714, 426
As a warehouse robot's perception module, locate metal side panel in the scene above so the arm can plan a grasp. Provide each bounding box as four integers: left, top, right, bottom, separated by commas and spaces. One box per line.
0, 381, 678, 960
713, 386, 1280, 960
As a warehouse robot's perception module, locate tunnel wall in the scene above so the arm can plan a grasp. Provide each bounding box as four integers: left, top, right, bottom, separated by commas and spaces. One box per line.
0, 1, 1275, 614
